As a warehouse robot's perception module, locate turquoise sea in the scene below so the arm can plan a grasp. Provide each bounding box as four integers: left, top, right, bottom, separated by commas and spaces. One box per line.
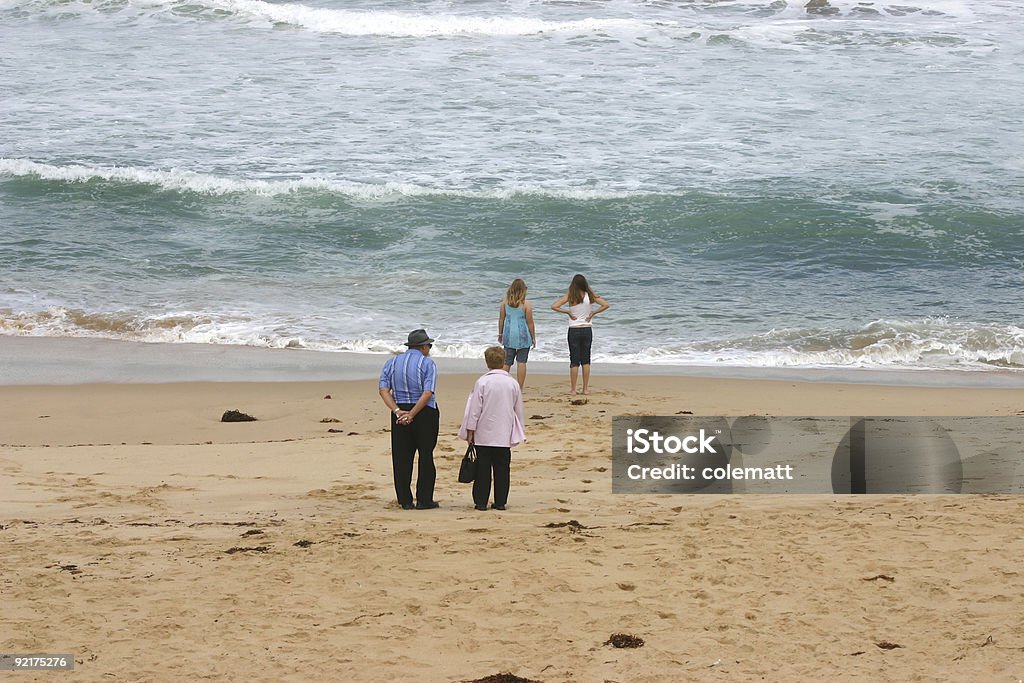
2, 0, 1023, 370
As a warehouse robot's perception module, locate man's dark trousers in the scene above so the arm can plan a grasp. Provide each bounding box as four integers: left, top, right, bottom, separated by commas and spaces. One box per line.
391, 405, 439, 506
472, 445, 511, 508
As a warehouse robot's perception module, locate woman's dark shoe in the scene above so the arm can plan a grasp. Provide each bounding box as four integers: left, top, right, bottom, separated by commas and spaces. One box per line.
415, 501, 440, 509
474, 505, 487, 511
491, 504, 506, 511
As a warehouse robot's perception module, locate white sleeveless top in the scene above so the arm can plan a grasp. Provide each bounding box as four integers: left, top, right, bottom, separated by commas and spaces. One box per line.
568, 294, 592, 328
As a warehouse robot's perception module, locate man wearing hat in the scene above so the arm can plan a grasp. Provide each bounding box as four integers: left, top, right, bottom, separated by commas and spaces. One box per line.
378, 329, 440, 510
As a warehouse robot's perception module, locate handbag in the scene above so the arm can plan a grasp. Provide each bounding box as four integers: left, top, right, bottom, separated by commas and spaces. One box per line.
458, 443, 477, 483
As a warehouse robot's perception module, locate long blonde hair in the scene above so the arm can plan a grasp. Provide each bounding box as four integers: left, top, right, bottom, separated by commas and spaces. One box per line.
567, 274, 595, 305
505, 278, 528, 308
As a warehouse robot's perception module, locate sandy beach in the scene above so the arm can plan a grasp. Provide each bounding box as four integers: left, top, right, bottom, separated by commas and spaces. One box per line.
7, 0, 1024, 678
1, 340, 1023, 681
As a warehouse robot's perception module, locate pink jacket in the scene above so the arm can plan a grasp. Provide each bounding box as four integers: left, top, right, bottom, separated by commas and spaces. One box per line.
458, 369, 526, 447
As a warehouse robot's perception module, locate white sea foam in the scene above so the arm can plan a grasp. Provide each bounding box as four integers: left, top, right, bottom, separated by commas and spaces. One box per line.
0, 158, 431, 197
1, 0, 989, 48
1, 0, 993, 56
205, 0, 669, 37
4, 307, 1024, 371
0, 158, 655, 200
47, 0, 676, 37
64, 0, 982, 21
687, 319, 1024, 370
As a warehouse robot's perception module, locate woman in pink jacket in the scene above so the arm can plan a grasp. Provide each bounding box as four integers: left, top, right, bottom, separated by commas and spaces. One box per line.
459, 346, 526, 511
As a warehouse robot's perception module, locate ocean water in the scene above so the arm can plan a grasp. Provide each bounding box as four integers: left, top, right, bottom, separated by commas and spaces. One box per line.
2, 0, 1023, 370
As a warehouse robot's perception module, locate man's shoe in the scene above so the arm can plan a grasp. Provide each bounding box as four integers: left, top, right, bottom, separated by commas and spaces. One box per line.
415, 501, 440, 510
491, 504, 506, 511
401, 503, 415, 510
474, 505, 487, 511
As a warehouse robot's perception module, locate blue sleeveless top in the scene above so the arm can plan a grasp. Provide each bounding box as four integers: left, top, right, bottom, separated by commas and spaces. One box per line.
502, 304, 532, 349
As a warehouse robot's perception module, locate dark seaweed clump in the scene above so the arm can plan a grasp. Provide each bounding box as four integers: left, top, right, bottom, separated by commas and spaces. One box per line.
222, 410, 257, 422
468, 674, 541, 683
605, 633, 645, 649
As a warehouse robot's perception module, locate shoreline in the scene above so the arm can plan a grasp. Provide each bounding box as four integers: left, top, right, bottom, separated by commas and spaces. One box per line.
4, 334, 1024, 388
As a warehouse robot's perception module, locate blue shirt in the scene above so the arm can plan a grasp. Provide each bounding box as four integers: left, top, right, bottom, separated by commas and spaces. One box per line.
379, 349, 438, 408
502, 304, 532, 349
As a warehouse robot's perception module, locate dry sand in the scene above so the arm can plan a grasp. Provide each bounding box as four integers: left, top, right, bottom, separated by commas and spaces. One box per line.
2, 370, 1024, 682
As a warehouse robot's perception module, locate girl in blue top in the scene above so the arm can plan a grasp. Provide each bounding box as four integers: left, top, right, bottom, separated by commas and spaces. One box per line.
497, 278, 537, 389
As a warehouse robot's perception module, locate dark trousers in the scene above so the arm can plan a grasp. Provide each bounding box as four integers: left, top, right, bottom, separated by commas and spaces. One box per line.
391, 405, 439, 507
472, 445, 511, 508
568, 326, 593, 367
